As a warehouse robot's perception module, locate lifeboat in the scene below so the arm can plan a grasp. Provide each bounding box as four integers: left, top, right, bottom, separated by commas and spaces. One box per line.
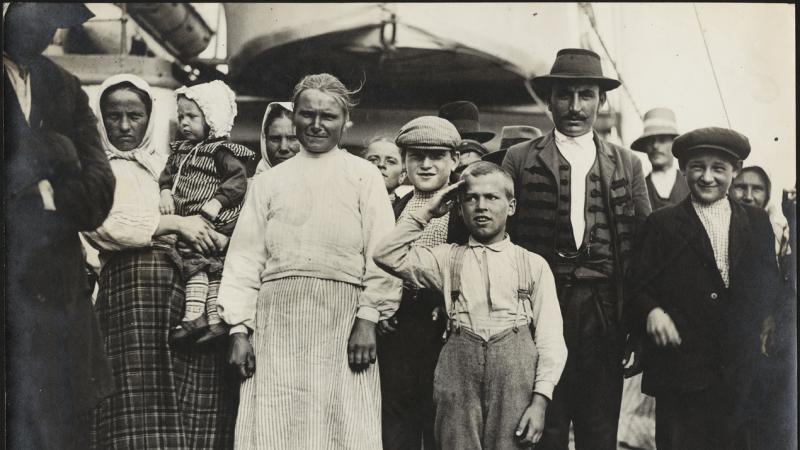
223, 3, 609, 151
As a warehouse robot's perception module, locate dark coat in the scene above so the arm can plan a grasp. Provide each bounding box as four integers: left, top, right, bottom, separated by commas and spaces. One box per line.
4, 56, 116, 426
628, 197, 780, 397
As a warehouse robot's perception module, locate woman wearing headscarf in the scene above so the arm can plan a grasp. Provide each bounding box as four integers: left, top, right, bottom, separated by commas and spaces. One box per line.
218, 73, 402, 449
254, 101, 301, 176
84, 74, 238, 449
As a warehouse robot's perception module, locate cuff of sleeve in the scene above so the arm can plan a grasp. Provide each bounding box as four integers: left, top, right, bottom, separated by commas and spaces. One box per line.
533, 381, 555, 401
212, 194, 230, 209
229, 324, 250, 335
356, 306, 380, 323
408, 210, 431, 227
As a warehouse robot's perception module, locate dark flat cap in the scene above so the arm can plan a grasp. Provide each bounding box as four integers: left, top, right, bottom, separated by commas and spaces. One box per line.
672, 127, 750, 162
456, 139, 489, 157
395, 116, 460, 152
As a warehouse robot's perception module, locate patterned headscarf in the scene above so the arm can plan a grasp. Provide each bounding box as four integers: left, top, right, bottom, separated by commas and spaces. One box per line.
95, 74, 165, 180
175, 79, 238, 139
255, 101, 294, 176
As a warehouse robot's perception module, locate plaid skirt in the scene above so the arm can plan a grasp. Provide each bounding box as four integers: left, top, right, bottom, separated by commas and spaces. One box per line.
91, 247, 239, 449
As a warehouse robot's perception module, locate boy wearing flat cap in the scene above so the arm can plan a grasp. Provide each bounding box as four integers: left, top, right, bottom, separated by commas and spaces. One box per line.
374, 161, 567, 449
627, 127, 781, 449
377, 116, 469, 450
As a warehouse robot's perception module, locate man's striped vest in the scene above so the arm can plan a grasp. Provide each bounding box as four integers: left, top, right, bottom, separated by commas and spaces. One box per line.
510, 150, 638, 282
167, 139, 253, 229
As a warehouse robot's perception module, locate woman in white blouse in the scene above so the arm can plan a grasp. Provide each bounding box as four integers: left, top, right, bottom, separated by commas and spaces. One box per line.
84, 74, 238, 449
219, 73, 402, 449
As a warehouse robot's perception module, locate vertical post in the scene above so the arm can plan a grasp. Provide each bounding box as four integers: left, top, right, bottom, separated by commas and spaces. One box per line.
120, 3, 128, 55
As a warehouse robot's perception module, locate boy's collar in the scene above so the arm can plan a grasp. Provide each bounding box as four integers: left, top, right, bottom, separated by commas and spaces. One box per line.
468, 234, 511, 252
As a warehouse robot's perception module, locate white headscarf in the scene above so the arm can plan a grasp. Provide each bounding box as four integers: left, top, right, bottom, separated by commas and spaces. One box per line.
95, 74, 165, 180
255, 101, 294, 176
175, 79, 237, 139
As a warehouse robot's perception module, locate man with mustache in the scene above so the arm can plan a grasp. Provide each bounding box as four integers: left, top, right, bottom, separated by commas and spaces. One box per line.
631, 108, 690, 211
501, 48, 651, 450
376, 116, 468, 450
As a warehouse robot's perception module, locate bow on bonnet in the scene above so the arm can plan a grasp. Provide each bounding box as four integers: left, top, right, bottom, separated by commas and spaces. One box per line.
175, 80, 238, 139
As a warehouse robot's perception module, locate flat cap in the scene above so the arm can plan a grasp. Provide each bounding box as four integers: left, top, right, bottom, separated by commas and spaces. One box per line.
672, 127, 750, 162
456, 139, 489, 157
395, 116, 460, 152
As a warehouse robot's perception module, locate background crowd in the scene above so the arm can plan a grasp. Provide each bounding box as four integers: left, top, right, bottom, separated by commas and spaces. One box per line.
4, 3, 797, 450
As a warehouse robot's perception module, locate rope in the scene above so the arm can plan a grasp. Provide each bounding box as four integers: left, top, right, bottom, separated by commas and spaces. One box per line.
579, 3, 644, 122
692, 3, 732, 127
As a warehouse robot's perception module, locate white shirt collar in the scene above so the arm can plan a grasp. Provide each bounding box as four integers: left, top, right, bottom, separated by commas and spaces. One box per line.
554, 129, 595, 148
468, 235, 512, 252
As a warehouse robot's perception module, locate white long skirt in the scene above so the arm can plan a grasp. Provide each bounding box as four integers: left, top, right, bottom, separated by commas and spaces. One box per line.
234, 277, 382, 450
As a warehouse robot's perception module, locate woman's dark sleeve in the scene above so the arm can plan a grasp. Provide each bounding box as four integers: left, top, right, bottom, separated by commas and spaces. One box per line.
212, 147, 248, 208
159, 152, 177, 192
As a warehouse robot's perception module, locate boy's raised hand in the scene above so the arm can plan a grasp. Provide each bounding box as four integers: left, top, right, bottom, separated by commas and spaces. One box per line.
420, 180, 464, 221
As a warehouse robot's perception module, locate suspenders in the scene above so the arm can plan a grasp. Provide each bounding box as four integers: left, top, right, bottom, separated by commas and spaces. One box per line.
447, 245, 535, 338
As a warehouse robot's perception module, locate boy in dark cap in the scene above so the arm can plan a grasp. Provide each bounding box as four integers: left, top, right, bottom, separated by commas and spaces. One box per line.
627, 127, 781, 449
4, 3, 116, 449
455, 138, 490, 173
377, 116, 468, 450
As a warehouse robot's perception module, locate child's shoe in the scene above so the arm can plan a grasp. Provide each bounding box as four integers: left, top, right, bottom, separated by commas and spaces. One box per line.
169, 315, 209, 345
195, 322, 230, 345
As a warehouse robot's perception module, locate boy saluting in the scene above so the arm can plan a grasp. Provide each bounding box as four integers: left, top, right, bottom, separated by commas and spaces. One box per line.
374, 161, 567, 449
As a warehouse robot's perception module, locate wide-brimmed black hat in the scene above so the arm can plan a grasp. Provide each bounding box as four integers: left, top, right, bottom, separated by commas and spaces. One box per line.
672, 127, 750, 163
5, 2, 94, 29
531, 48, 621, 99
438, 101, 495, 143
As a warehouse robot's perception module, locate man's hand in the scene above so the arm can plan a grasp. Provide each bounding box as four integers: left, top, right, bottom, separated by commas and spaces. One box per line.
377, 316, 399, 336
228, 332, 256, 379
419, 180, 465, 221
160, 189, 176, 215
515, 393, 548, 446
646, 307, 682, 347
622, 333, 644, 378
348, 318, 377, 372
760, 314, 776, 357
201, 198, 223, 221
